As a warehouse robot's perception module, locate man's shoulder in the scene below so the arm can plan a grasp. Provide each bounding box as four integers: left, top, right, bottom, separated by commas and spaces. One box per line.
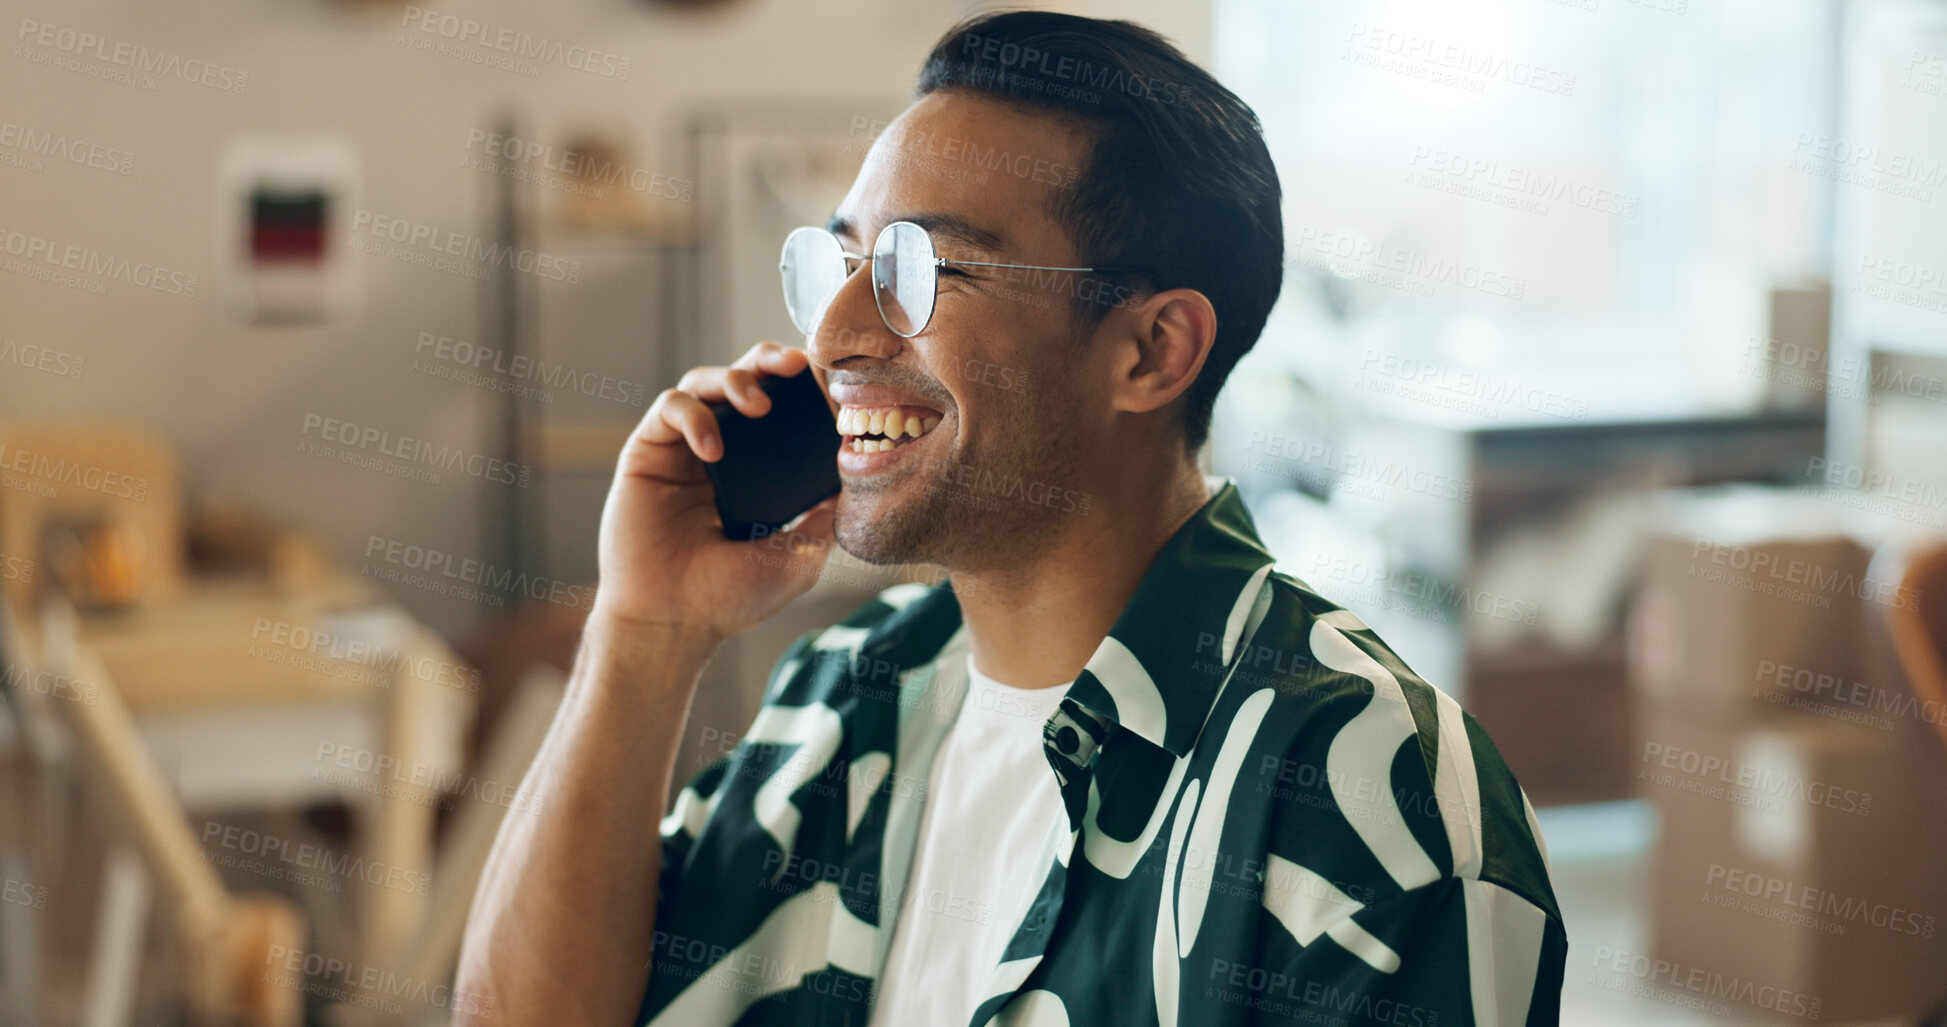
1218, 567, 1434, 715
761, 580, 966, 707
1230, 569, 1562, 920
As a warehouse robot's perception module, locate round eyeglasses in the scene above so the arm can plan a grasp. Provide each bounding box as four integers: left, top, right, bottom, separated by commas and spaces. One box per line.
778, 220, 1137, 339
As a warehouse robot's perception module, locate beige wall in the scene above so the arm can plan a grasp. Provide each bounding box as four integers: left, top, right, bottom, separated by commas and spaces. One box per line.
0, 0, 1210, 639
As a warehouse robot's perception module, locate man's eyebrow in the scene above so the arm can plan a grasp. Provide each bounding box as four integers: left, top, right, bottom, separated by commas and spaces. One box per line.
824, 213, 1011, 255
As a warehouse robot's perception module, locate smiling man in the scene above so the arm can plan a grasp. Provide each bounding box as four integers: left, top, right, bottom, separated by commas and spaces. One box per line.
457, 11, 1565, 1027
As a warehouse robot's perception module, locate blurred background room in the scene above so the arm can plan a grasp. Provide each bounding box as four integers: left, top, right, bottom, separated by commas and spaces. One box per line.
1, 0, 1945, 1023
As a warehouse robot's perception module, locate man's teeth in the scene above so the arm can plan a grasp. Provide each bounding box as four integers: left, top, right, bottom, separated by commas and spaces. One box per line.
837, 407, 943, 453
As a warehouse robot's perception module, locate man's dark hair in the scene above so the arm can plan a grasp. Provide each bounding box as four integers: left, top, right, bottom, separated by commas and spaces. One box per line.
917, 10, 1283, 453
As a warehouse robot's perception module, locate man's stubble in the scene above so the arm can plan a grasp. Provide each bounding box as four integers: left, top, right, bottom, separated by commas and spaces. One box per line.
832, 352, 1086, 574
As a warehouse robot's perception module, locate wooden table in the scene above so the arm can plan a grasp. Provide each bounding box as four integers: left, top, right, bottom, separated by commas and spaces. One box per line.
38, 570, 475, 1023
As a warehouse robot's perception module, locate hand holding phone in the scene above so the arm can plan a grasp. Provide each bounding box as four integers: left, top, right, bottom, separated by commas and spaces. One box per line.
591, 343, 838, 642
701, 369, 841, 540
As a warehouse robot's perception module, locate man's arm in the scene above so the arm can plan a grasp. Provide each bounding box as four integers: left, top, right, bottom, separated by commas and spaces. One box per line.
1252, 870, 1566, 1027
454, 614, 719, 1025
1234, 603, 1567, 1025
453, 342, 838, 1025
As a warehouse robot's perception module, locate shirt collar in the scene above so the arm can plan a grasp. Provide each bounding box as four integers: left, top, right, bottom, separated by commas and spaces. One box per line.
1056, 475, 1278, 758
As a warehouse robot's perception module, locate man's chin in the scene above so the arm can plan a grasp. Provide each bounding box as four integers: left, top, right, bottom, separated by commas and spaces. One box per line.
832, 486, 938, 567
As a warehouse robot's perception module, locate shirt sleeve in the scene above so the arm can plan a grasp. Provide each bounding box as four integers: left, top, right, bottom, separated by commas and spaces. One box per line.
1247, 870, 1567, 1027
653, 626, 822, 910
639, 628, 824, 1026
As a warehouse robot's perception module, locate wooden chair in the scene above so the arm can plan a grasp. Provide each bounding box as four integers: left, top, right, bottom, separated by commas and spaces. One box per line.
1, 595, 305, 1026
1886, 542, 1947, 754
1884, 542, 1947, 1027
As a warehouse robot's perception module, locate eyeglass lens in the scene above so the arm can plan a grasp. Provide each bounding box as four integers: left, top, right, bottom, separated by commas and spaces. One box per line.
872, 222, 935, 338
780, 227, 847, 336
778, 222, 938, 338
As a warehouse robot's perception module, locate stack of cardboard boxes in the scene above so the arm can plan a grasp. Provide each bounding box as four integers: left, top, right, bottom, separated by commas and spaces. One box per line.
1632, 486, 1947, 1022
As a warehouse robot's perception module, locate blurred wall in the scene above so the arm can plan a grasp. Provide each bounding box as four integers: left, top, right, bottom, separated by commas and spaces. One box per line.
0, 0, 1211, 639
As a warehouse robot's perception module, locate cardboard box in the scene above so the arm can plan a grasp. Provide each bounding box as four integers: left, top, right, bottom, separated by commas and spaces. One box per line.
1638, 705, 1947, 1021
1632, 487, 1893, 725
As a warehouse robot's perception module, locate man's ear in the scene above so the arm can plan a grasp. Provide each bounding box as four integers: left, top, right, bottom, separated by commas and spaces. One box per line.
1109, 287, 1218, 417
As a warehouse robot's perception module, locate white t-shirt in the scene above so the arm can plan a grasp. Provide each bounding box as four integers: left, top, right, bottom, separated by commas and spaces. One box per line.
866, 652, 1073, 1027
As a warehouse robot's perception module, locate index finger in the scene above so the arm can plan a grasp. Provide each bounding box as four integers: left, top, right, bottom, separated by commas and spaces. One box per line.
734, 344, 827, 418
731, 342, 812, 378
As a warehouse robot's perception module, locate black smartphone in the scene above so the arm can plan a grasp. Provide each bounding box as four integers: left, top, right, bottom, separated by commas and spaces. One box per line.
701, 369, 842, 541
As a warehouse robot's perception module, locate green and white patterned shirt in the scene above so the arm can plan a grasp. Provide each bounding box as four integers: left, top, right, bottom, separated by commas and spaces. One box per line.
639, 479, 1566, 1026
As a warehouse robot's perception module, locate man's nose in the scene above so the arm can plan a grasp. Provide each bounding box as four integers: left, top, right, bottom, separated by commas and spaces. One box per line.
807, 264, 902, 367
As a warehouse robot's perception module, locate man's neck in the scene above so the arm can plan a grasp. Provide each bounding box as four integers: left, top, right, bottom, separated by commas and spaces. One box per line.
950, 461, 1211, 689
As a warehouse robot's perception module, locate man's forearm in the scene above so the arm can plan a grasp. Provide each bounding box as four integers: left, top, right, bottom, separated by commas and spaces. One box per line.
455, 613, 721, 1026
